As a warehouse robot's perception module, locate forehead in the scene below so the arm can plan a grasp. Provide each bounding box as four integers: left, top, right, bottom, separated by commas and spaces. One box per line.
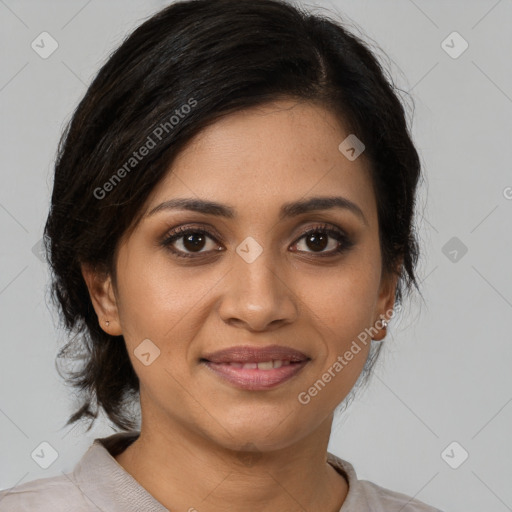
145, 99, 376, 225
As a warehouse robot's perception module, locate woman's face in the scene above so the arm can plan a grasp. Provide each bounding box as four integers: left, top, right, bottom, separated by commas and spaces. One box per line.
85, 99, 397, 451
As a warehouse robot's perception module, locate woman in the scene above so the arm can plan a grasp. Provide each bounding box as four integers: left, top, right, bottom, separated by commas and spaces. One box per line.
0, 0, 444, 510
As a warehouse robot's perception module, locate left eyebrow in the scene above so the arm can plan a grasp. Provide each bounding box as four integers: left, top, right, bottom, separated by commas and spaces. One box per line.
279, 196, 368, 226
145, 195, 368, 226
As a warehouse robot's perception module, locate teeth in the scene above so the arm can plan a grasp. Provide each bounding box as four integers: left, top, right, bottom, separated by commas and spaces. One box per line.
226, 360, 295, 370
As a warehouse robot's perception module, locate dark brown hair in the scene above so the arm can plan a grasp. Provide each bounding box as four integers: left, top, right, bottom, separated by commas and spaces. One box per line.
44, 0, 422, 431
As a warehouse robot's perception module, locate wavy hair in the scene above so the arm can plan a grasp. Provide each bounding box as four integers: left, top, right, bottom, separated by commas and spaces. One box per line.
43, 0, 422, 431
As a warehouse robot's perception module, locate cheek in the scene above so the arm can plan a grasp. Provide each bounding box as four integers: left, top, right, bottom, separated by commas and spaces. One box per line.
305, 259, 380, 333
115, 255, 216, 350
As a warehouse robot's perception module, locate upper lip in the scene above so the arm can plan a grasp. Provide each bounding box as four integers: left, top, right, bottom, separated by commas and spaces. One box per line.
201, 345, 310, 364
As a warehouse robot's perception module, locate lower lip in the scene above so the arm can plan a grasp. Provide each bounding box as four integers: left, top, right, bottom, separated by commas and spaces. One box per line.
202, 360, 309, 390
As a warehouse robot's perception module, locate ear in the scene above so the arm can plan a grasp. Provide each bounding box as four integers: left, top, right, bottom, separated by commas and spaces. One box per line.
81, 263, 122, 336
372, 259, 402, 341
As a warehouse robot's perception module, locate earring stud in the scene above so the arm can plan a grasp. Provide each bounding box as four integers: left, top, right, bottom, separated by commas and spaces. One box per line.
105, 320, 110, 326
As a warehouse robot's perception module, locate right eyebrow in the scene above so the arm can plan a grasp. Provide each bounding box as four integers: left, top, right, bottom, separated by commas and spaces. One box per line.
145, 195, 368, 227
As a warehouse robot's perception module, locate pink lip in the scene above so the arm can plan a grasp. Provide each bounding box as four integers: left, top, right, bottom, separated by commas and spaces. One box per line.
201, 344, 309, 364
202, 360, 309, 390
200, 344, 310, 390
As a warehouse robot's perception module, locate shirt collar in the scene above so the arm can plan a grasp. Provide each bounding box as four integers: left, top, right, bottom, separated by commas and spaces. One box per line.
70, 430, 368, 511
327, 451, 371, 510
71, 431, 168, 511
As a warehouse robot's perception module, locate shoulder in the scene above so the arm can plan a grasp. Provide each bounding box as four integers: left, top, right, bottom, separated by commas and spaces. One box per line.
0, 474, 94, 512
357, 479, 445, 511
327, 452, 445, 512
0, 431, 144, 512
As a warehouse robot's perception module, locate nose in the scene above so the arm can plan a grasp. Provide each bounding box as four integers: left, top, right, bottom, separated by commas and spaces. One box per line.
217, 247, 298, 332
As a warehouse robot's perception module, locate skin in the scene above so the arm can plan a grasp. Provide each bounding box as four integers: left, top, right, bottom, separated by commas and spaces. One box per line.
82, 98, 399, 512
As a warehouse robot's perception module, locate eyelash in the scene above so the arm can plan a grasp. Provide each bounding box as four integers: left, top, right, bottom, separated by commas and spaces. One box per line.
160, 223, 354, 260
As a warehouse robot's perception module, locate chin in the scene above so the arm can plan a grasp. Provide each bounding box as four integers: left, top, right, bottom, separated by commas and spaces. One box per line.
207, 414, 310, 453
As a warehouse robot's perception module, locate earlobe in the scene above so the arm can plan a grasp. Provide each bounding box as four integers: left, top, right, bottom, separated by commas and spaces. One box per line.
81, 263, 122, 335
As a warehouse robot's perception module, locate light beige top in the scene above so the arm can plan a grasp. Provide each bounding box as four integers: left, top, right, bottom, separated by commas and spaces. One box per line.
0, 431, 444, 511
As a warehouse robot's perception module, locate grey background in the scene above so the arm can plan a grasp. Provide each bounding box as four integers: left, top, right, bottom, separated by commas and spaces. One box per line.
1, 1, 511, 510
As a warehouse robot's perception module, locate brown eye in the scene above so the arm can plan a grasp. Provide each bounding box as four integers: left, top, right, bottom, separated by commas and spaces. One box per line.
162, 227, 222, 258
291, 224, 354, 256
301, 232, 330, 252
161, 222, 354, 260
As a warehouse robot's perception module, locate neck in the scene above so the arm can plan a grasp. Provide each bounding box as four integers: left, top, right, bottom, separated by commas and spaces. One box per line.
114, 412, 348, 512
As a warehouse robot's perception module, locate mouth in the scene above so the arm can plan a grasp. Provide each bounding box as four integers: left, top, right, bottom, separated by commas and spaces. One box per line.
200, 345, 310, 390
